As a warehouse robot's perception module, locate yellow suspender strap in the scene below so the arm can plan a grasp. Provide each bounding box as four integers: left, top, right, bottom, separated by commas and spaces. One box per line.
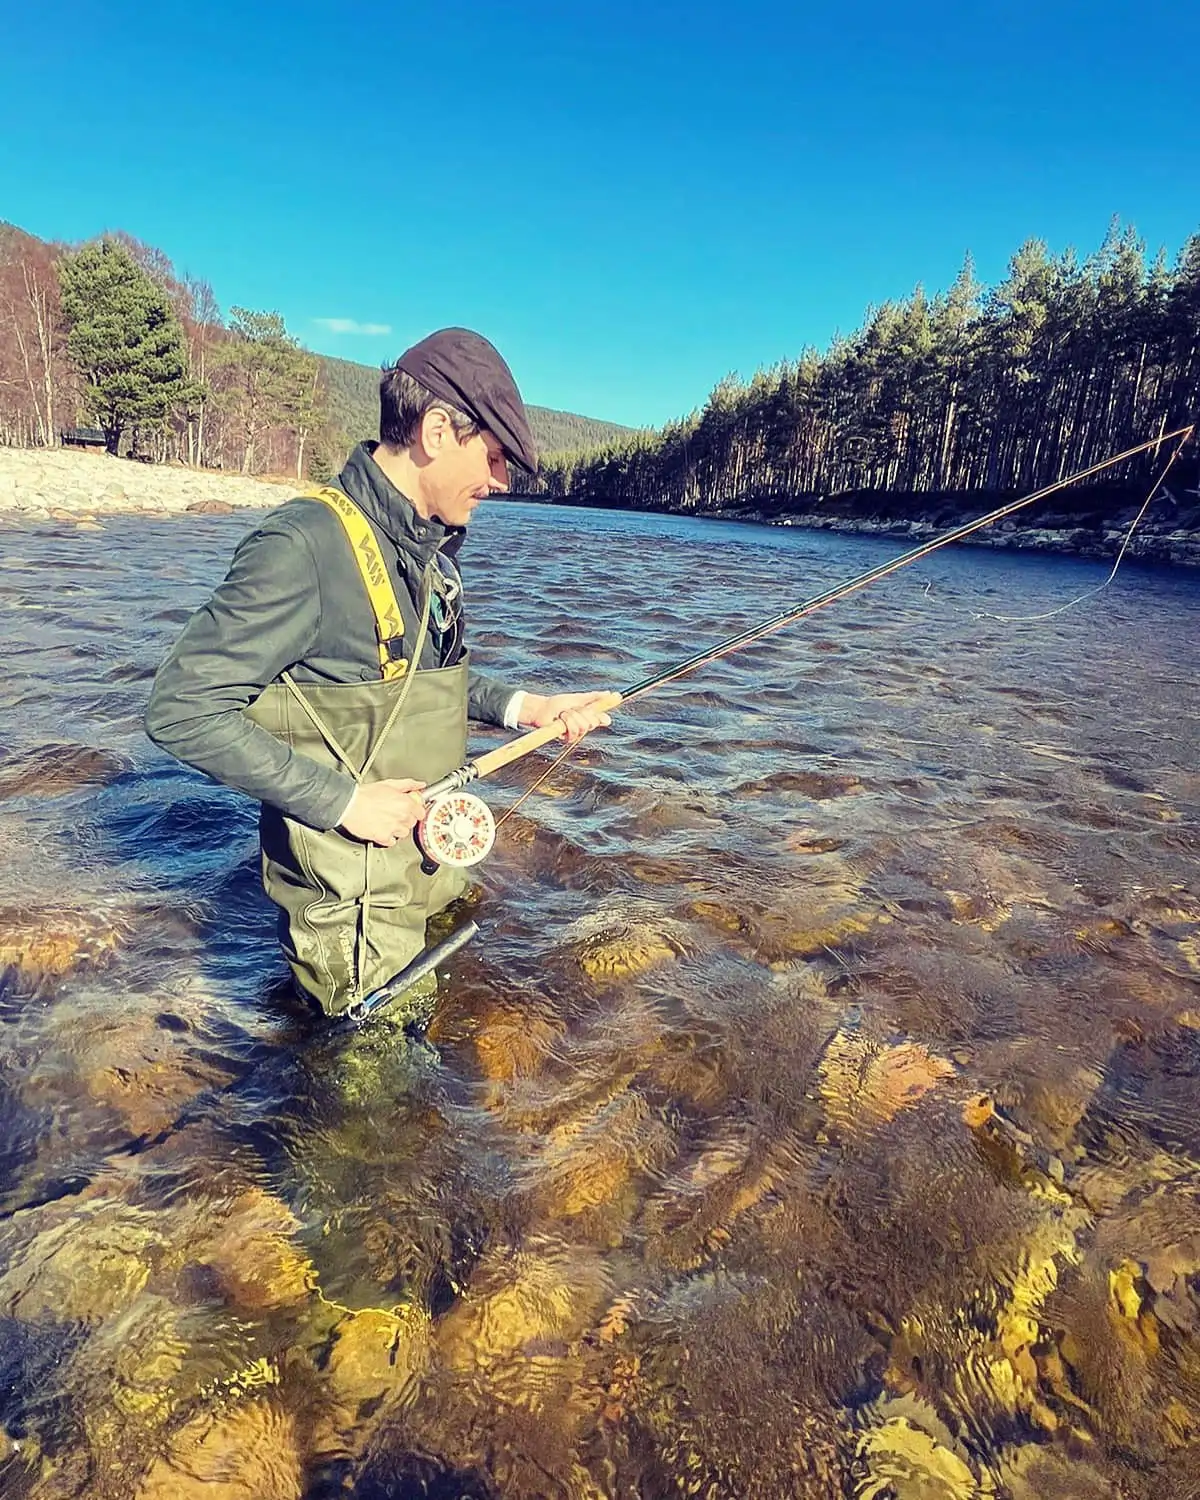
304, 486, 408, 682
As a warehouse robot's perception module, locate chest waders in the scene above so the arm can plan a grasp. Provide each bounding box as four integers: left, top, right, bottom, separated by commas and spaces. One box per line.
244, 488, 469, 1016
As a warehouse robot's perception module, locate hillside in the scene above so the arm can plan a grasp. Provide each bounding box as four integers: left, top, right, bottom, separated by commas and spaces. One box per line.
318, 354, 633, 458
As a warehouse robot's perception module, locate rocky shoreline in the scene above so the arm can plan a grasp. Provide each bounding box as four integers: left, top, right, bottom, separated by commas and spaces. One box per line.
0, 445, 287, 522
743, 508, 1200, 568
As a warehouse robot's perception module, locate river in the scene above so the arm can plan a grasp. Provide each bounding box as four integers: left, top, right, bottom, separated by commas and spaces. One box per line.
0, 500, 1198, 1499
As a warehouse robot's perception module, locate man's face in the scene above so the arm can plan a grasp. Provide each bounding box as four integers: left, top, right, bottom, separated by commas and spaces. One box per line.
426, 423, 510, 528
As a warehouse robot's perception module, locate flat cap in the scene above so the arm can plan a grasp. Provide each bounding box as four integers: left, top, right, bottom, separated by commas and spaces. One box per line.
396, 327, 538, 474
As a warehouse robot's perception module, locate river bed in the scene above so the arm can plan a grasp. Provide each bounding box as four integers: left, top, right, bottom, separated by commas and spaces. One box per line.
0, 501, 1198, 1499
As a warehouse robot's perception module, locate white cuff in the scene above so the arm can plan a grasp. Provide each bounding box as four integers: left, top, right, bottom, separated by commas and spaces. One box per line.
502, 690, 526, 730
334, 786, 358, 829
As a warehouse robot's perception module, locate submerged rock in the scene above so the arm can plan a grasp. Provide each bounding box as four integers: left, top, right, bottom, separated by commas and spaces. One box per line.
0, 904, 123, 979
73, 1007, 236, 1138
135, 1397, 302, 1500
322, 1303, 431, 1412
854, 1414, 983, 1499
438, 1241, 612, 1373
0, 742, 130, 799
0, 1199, 162, 1325
188, 1189, 315, 1313
575, 923, 681, 979
471, 997, 564, 1085
533, 1086, 675, 1237
819, 1029, 957, 1139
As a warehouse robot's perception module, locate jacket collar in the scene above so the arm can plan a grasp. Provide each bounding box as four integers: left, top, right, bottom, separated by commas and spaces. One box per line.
335, 442, 464, 565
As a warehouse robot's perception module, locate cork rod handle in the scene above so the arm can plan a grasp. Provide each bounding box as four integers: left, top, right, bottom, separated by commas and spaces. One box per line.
472, 692, 623, 779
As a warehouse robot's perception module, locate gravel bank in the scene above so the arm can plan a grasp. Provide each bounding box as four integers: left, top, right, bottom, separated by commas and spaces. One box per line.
0, 445, 290, 523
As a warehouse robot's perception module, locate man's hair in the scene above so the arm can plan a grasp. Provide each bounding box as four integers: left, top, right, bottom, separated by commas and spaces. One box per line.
379, 363, 480, 447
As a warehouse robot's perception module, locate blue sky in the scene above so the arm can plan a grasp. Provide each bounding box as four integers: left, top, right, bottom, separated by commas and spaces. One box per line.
1, 0, 1197, 427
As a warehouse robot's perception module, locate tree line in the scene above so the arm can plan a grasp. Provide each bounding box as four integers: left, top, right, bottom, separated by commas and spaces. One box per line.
0, 225, 342, 476
533, 222, 1200, 514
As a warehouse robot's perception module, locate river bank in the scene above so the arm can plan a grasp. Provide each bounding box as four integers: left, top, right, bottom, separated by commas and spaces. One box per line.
529, 478, 1200, 568
728, 478, 1200, 567
0, 444, 286, 521
741, 506, 1200, 567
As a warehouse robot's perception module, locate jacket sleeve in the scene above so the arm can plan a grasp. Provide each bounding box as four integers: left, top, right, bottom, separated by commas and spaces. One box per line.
467, 669, 521, 728
144, 520, 358, 830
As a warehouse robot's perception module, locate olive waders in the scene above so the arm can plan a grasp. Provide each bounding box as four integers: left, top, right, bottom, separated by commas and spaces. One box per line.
244, 488, 470, 1017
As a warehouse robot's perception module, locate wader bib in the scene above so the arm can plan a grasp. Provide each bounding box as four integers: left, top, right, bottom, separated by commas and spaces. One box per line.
244, 488, 469, 1016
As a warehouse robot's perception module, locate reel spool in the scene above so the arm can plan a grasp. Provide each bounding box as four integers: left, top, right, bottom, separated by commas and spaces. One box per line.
417, 791, 496, 868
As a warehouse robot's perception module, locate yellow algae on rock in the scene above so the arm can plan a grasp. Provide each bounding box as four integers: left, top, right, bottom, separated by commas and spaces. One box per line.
472, 998, 564, 1084
0, 1200, 161, 1324
438, 1243, 611, 1373
576, 924, 680, 979
0, 905, 122, 978
190, 1190, 315, 1312
322, 1303, 431, 1411
855, 1417, 985, 1499
135, 1398, 302, 1500
818, 1029, 956, 1138
536, 1087, 674, 1232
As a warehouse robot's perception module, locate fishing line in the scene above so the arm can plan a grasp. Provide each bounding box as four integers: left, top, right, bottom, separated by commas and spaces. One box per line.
921, 428, 1193, 624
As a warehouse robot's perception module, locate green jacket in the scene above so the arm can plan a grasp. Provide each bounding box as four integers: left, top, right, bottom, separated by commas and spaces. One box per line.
145, 442, 515, 829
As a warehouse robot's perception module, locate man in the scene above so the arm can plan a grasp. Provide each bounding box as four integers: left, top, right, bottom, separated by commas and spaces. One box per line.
146, 327, 612, 1018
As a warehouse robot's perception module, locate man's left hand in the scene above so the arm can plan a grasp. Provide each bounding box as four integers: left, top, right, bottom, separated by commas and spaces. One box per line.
519, 690, 620, 743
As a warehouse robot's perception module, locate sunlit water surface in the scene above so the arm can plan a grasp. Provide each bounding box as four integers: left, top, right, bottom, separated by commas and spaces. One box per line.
0, 501, 1198, 1499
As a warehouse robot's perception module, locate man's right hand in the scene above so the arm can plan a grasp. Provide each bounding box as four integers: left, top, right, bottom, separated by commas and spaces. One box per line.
338, 779, 426, 847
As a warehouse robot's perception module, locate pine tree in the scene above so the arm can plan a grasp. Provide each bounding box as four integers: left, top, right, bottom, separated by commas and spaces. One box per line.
214, 308, 321, 474
59, 239, 196, 455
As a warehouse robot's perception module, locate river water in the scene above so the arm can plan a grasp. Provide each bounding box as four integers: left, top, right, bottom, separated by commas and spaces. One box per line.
0, 500, 1198, 1499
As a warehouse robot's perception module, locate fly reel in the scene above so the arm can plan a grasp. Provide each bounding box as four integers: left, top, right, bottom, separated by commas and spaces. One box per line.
417, 790, 496, 868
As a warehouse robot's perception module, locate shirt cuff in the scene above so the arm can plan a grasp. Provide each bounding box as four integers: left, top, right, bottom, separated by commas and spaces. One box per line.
334, 786, 358, 829
502, 690, 526, 730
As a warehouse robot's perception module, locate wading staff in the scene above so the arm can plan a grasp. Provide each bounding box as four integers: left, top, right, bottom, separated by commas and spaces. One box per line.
420, 423, 1195, 822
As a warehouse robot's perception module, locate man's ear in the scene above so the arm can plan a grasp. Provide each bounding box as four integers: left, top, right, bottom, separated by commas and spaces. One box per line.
418, 406, 455, 459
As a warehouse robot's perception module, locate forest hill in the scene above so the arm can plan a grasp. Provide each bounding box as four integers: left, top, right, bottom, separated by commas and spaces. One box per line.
523, 223, 1200, 562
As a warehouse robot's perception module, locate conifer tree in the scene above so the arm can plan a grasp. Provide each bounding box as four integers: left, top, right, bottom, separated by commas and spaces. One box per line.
59, 239, 195, 455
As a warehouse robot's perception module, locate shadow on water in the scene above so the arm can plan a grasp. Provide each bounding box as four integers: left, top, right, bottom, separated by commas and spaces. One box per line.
0, 505, 1197, 1497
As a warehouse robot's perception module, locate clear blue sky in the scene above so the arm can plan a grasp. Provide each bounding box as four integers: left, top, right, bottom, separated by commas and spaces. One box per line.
2, 0, 1197, 427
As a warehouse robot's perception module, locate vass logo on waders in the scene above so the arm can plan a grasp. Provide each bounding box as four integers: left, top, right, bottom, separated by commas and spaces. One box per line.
309, 485, 409, 681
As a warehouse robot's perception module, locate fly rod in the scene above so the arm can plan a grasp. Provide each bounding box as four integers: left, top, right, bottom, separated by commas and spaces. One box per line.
414, 423, 1194, 867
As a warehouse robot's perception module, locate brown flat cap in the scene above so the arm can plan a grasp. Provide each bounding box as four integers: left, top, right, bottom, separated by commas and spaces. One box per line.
396, 327, 538, 474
